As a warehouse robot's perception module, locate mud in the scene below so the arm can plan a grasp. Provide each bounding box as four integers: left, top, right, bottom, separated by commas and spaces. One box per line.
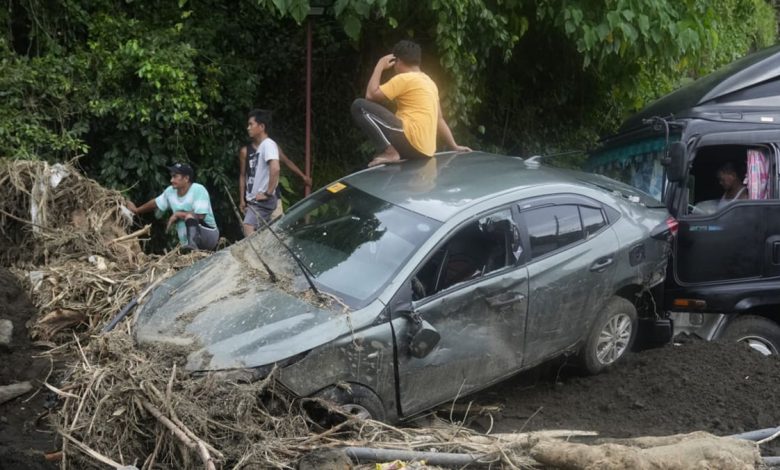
0, 268, 57, 469
472, 336, 780, 457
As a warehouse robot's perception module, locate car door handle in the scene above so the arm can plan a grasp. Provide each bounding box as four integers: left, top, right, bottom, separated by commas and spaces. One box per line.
486, 292, 526, 308
590, 257, 614, 273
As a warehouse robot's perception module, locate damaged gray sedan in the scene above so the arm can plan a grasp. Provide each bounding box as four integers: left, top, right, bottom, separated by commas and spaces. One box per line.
135, 152, 674, 422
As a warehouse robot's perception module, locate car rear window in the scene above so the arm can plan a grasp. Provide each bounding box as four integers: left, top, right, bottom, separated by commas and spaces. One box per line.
524, 204, 584, 258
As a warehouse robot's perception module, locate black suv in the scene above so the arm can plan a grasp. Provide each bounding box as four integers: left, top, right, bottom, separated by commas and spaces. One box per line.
588, 45, 780, 355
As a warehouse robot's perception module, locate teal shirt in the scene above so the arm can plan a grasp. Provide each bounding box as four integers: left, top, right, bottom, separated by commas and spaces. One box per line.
154, 183, 216, 245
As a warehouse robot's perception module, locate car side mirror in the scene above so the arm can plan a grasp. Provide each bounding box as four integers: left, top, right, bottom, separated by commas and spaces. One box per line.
664, 142, 686, 183
409, 320, 440, 358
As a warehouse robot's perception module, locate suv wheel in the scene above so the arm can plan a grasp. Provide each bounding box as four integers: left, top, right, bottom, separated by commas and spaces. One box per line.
721, 315, 780, 356
582, 297, 638, 374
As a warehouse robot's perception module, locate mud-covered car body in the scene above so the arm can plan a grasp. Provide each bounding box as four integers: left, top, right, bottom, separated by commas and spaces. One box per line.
135, 152, 671, 422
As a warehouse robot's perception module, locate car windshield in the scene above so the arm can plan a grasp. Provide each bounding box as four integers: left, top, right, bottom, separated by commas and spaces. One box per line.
275, 184, 441, 307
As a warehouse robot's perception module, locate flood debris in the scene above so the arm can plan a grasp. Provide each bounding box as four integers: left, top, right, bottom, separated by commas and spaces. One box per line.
1, 159, 773, 469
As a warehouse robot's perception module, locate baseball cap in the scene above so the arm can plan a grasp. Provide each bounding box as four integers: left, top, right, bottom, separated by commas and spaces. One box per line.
168, 163, 194, 179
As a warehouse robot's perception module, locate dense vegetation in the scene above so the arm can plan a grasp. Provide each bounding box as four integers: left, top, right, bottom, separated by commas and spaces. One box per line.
1, 0, 776, 245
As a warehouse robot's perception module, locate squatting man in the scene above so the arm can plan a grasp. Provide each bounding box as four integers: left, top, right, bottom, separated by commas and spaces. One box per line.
127, 163, 219, 251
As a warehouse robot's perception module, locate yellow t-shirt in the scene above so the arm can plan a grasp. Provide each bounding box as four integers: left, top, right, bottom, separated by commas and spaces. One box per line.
379, 72, 439, 157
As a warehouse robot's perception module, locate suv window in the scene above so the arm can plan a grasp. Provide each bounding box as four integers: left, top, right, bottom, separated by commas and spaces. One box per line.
523, 205, 584, 258
412, 209, 518, 300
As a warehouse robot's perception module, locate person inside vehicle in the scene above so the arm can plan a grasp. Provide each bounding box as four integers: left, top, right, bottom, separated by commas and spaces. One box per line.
717, 161, 748, 208
352, 40, 470, 167
127, 163, 219, 251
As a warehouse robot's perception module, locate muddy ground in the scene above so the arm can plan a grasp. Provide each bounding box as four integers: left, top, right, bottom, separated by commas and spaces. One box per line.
2, 265, 779, 468
0, 268, 57, 470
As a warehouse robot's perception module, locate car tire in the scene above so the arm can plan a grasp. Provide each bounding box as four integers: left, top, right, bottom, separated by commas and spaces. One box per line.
581, 297, 638, 374
721, 315, 780, 356
313, 384, 386, 422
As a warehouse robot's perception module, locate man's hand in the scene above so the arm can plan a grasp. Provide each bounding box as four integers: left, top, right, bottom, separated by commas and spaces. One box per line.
255, 192, 269, 202
166, 213, 178, 231
126, 201, 138, 215
452, 144, 472, 152
376, 54, 396, 71
302, 175, 313, 187
239, 199, 246, 215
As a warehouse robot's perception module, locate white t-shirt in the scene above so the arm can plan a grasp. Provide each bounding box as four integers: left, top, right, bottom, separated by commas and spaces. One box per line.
245, 138, 279, 201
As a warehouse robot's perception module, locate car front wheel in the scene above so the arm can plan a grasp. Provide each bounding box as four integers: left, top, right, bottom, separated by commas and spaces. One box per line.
312, 384, 386, 423
582, 297, 638, 374
721, 315, 780, 356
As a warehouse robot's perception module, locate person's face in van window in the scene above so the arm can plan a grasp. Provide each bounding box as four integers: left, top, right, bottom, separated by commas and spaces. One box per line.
717, 169, 739, 192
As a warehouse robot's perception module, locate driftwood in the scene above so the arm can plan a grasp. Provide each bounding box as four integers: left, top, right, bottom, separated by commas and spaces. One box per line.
530, 432, 761, 470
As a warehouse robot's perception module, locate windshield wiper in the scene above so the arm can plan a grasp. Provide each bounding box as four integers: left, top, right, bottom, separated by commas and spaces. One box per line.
246, 239, 278, 283
254, 212, 323, 300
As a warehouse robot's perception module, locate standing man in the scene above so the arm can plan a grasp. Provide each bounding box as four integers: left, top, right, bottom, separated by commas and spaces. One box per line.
127, 163, 219, 251
238, 139, 311, 223
239, 109, 280, 236
352, 39, 471, 167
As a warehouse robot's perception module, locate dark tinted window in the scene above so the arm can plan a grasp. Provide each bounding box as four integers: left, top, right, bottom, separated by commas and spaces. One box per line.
580, 206, 607, 238
523, 205, 583, 258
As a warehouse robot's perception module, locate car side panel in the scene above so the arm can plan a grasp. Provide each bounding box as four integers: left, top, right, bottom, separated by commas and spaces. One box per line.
610, 208, 671, 292
393, 267, 529, 417
523, 229, 619, 366
277, 321, 399, 421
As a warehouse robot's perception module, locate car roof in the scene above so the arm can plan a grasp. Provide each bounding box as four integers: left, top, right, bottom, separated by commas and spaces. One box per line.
342, 152, 594, 221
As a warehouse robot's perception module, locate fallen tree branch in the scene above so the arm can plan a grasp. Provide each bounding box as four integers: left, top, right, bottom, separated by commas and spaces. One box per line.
137, 397, 217, 470
110, 224, 151, 244
60, 432, 131, 469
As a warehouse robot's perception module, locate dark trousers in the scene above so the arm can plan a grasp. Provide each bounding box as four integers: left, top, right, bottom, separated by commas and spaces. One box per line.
351, 98, 429, 159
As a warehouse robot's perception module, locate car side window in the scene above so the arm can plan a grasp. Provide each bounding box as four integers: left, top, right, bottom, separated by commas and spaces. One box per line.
523, 204, 584, 258
580, 206, 607, 238
412, 209, 519, 300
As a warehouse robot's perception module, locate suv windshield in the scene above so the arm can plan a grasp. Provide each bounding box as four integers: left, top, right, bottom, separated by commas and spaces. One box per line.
275, 184, 441, 307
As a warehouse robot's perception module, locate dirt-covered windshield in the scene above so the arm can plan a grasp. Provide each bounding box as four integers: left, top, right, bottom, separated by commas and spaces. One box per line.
247, 185, 441, 308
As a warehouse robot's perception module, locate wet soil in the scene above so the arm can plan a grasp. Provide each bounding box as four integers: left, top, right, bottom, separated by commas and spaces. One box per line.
471, 336, 780, 457
0, 268, 57, 470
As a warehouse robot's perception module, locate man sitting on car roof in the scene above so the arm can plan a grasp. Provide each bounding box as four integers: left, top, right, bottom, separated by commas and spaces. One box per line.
351, 40, 471, 167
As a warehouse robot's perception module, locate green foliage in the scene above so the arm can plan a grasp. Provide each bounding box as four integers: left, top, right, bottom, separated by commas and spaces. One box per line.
0, 0, 776, 250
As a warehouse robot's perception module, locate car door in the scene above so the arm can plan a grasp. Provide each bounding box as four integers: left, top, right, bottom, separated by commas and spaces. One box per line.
391, 208, 529, 417
518, 197, 619, 366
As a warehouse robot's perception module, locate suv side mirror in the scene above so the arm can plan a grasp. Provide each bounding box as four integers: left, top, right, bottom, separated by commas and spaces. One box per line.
665, 142, 686, 183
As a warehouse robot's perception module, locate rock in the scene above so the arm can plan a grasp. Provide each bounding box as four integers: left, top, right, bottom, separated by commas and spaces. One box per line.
0, 382, 33, 405
0, 319, 12, 346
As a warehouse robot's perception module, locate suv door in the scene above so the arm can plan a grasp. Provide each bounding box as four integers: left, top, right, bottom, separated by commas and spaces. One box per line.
391, 209, 528, 417
517, 196, 619, 366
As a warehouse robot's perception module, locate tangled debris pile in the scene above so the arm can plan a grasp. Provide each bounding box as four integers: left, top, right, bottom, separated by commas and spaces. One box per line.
0, 160, 770, 469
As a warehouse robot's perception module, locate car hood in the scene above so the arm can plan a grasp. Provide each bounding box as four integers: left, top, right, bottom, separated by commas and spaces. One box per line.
134, 244, 373, 371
